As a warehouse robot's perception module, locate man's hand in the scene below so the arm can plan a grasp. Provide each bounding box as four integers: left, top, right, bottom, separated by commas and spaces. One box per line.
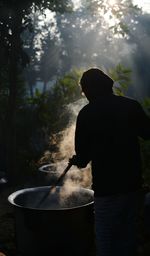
69, 155, 78, 166
69, 155, 87, 168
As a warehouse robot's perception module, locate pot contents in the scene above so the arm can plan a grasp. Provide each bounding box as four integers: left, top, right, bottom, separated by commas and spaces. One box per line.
10, 186, 94, 210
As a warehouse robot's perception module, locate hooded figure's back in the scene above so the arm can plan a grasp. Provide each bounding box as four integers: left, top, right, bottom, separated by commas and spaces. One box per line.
75, 94, 150, 196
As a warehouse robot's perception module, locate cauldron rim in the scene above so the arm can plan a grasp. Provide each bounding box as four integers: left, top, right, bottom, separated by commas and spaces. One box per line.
38, 163, 57, 173
8, 186, 94, 211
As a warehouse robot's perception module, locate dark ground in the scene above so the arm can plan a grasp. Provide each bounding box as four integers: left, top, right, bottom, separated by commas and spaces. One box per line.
0, 185, 17, 256
0, 183, 150, 256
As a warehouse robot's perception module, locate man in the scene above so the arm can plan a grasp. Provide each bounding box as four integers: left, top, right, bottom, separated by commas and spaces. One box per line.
70, 68, 150, 256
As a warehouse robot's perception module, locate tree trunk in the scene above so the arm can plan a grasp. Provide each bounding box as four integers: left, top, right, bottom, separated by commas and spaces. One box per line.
29, 80, 34, 98
6, 8, 22, 184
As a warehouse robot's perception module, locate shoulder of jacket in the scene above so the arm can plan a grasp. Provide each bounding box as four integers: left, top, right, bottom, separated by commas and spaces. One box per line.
117, 95, 139, 105
77, 104, 91, 121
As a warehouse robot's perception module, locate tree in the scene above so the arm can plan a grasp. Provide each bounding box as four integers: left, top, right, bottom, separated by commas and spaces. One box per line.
0, 0, 73, 183
54, 0, 141, 75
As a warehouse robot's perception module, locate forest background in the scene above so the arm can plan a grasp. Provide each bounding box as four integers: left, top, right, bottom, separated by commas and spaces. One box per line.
0, 0, 150, 187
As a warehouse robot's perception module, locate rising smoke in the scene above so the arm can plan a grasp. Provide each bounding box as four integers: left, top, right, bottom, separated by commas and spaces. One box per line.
57, 98, 92, 189
39, 98, 92, 198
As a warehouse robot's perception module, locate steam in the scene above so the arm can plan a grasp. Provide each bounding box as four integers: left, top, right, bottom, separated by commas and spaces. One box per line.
39, 98, 92, 201
58, 98, 87, 160
58, 123, 75, 160
54, 98, 92, 188
12, 186, 94, 210
54, 99, 92, 189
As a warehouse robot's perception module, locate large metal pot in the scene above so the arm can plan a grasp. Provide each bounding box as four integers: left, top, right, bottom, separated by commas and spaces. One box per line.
8, 186, 95, 256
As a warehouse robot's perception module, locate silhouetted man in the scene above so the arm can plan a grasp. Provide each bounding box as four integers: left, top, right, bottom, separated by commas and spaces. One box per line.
70, 68, 150, 256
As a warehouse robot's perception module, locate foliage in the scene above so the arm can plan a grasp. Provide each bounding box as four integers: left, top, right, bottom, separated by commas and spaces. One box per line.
0, 0, 73, 70
0, 0, 74, 182
53, 68, 82, 103
85, 0, 142, 36
109, 63, 132, 95
11, 68, 82, 176
22, 0, 143, 97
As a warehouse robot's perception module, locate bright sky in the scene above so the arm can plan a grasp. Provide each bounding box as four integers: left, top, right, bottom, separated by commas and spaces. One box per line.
133, 0, 150, 13
72, 0, 150, 13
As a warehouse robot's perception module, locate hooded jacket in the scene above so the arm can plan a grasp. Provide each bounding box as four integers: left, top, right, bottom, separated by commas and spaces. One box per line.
75, 94, 150, 196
